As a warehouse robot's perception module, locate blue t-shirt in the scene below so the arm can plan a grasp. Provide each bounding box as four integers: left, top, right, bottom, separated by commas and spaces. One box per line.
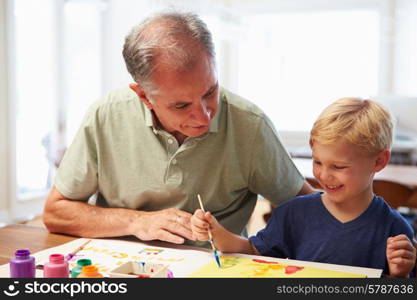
249, 193, 415, 276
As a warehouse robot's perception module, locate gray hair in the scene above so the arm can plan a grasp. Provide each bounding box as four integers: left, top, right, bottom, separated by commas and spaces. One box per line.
122, 11, 216, 92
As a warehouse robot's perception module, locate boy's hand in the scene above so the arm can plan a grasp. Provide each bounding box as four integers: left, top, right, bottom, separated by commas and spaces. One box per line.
190, 209, 220, 241
386, 234, 416, 277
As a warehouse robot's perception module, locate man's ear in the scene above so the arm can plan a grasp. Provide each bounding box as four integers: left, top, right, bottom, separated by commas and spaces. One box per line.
129, 83, 154, 110
373, 149, 390, 173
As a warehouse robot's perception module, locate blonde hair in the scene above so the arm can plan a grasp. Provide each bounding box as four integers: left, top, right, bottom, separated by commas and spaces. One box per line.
310, 97, 393, 155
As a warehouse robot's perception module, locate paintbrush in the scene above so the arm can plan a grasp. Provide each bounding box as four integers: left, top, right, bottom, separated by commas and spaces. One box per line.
197, 194, 222, 268
65, 239, 92, 261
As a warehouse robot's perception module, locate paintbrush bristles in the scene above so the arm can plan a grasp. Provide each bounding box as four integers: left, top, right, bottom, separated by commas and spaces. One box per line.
66, 239, 92, 261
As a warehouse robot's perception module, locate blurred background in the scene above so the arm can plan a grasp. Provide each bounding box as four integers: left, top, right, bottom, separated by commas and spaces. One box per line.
1, 0, 417, 226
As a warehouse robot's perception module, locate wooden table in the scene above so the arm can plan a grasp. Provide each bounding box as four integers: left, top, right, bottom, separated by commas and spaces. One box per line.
0, 224, 76, 265
0, 225, 385, 278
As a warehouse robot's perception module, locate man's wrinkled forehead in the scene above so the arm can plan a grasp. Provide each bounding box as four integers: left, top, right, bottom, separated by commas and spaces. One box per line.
150, 81, 218, 104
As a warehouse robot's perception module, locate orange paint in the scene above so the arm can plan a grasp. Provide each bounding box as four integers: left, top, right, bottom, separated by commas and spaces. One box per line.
285, 266, 304, 274
77, 265, 103, 278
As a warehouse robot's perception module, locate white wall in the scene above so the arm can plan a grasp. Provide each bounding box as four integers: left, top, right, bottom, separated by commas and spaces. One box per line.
393, 0, 417, 95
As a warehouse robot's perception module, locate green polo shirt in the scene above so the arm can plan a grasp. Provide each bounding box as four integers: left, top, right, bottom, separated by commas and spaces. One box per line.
55, 87, 304, 241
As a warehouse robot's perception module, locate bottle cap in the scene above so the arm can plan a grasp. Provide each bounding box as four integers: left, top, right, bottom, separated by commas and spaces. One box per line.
82, 265, 98, 275
77, 258, 92, 266
14, 249, 30, 259
49, 254, 65, 263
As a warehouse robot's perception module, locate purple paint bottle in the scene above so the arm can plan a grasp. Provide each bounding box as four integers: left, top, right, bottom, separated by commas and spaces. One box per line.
43, 254, 69, 278
9, 249, 35, 278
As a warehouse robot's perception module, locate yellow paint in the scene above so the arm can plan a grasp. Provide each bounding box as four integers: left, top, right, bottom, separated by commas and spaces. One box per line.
157, 257, 184, 262
189, 256, 366, 278
111, 253, 128, 259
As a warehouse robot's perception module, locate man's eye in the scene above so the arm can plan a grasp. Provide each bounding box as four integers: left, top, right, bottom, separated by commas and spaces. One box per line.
203, 90, 215, 99
175, 103, 189, 109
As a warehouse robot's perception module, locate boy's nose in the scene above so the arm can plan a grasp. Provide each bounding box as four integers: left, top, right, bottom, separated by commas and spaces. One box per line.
320, 168, 333, 182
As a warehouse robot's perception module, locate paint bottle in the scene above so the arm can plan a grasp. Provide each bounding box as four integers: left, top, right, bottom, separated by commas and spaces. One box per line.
9, 249, 35, 278
77, 265, 103, 278
71, 258, 92, 278
43, 254, 69, 278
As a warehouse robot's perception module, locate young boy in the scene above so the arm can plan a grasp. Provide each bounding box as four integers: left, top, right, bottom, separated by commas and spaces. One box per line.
191, 97, 416, 277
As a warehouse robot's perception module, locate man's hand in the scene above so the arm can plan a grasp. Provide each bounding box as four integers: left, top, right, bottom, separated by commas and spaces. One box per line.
130, 208, 195, 244
386, 234, 416, 277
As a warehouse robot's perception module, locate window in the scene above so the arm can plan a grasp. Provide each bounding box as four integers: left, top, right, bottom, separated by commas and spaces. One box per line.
13, 0, 58, 199
2, 0, 104, 224
11, 0, 103, 201
235, 9, 379, 132
63, 0, 103, 144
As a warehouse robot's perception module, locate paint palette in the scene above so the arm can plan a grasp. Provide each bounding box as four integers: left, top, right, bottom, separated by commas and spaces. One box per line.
108, 261, 170, 278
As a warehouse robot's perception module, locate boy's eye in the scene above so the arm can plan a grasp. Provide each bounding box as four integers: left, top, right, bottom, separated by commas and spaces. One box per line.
334, 165, 346, 169
313, 160, 321, 165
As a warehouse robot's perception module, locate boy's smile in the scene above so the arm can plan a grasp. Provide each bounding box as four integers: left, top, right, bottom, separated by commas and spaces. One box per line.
324, 184, 344, 193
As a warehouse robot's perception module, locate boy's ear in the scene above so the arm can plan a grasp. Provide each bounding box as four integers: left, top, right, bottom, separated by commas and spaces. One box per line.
373, 149, 391, 173
129, 83, 154, 110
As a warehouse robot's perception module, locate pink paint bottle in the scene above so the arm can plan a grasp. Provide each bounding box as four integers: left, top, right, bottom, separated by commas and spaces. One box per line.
43, 254, 69, 278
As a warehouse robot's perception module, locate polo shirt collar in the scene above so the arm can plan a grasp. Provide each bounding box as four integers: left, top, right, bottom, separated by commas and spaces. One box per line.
208, 93, 221, 133
144, 106, 155, 127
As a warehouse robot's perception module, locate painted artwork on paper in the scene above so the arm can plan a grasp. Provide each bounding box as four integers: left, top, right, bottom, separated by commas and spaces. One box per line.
189, 256, 366, 278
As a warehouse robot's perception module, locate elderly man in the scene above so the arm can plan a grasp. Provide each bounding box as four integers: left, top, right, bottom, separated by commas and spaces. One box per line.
43, 11, 314, 246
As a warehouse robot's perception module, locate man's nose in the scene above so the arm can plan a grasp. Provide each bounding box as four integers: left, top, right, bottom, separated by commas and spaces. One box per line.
192, 102, 211, 125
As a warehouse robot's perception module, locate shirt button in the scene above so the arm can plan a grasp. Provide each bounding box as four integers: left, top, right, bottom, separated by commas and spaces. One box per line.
168, 139, 174, 144
172, 159, 177, 165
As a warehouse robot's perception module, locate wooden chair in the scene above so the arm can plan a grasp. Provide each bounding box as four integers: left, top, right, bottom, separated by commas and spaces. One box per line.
373, 180, 417, 209
306, 178, 321, 189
